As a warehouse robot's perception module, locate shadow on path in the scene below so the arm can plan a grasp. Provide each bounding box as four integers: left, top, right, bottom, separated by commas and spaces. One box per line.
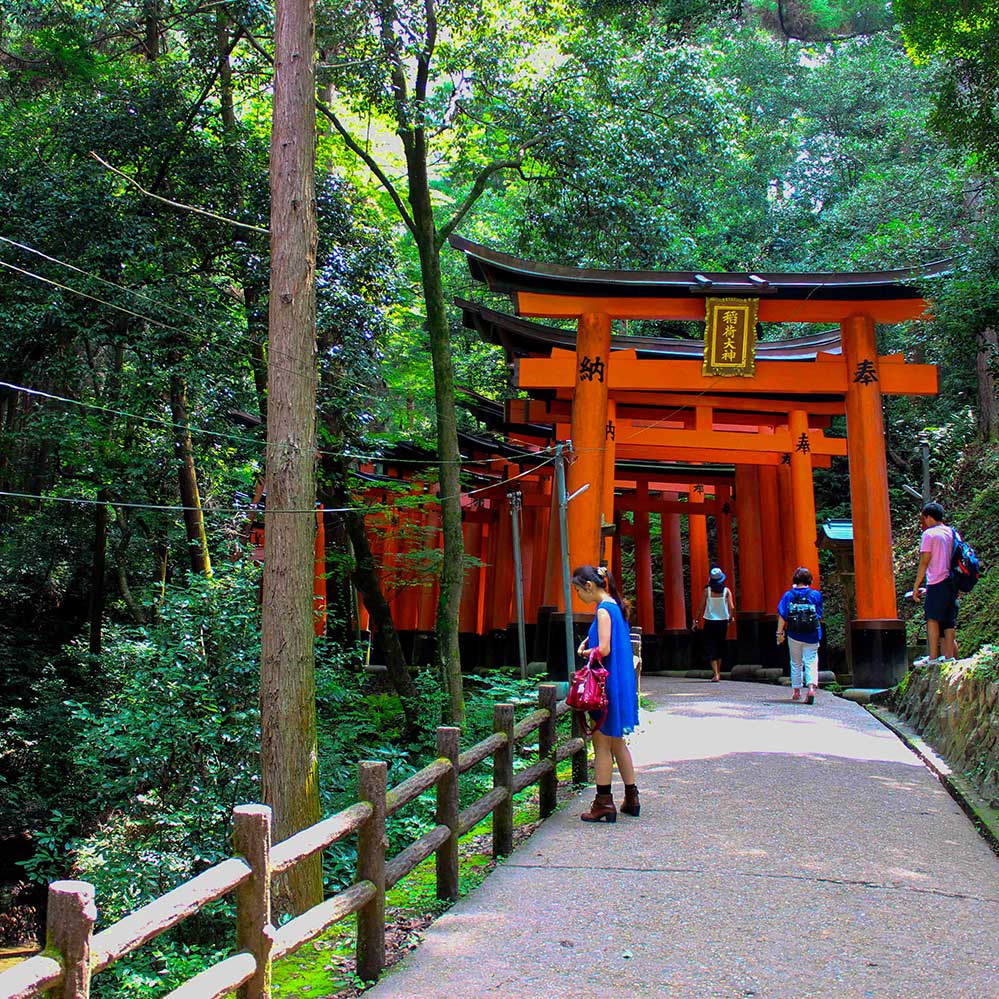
367, 678, 999, 999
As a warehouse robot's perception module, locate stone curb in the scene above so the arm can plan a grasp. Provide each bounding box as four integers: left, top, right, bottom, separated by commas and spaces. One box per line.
867, 705, 999, 855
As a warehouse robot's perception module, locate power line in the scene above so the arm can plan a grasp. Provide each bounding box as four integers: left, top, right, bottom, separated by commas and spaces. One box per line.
0, 457, 558, 516
0, 379, 551, 467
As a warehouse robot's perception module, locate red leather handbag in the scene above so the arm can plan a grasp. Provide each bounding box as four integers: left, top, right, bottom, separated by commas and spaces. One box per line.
566, 648, 609, 736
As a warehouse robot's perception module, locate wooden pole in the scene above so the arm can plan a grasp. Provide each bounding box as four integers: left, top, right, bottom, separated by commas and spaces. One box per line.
538, 685, 558, 819
776, 461, 797, 584
687, 488, 709, 614
758, 465, 784, 610
567, 312, 611, 600
492, 704, 515, 858
734, 466, 765, 613
46, 881, 96, 999
633, 482, 655, 633
458, 520, 483, 634
716, 484, 736, 640
661, 492, 686, 630
842, 315, 898, 619
234, 805, 272, 999
600, 399, 617, 568
788, 409, 820, 587
435, 727, 460, 902
356, 761, 387, 983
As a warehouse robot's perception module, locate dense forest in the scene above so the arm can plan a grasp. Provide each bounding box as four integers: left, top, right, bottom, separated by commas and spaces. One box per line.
1, 0, 998, 993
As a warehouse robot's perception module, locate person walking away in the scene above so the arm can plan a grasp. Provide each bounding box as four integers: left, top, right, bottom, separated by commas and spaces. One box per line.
694, 566, 734, 682
776, 567, 823, 704
573, 565, 641, 823
911, 502, 958, 665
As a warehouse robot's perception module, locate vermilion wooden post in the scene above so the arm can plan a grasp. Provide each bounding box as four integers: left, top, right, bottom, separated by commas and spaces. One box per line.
489, 487, 515, 632
418, 500, 443, 631
842, 315, 908, 685
776, 461, 797, 584
842, 315, 897, 620
527, 477, 552, 620
458, 521, 483, 634
567, 312, 611, 601
600, 399, 617, 569
661, 492, 686, 630
393, 504, 420, 633
734, 466, 765, 613
435, 727, 460, 902
493, 704, 515, 857
537, 685, 558, 818
758, 464, 784, 610
234, 805, 272, 999
788, 409, 820, 587
633, 482, 655, 633
543, 482, 564, 611
687, 487, 709, 615
716, 485, 736, 640
46, 880, 96, 999
356, 761, 387, 983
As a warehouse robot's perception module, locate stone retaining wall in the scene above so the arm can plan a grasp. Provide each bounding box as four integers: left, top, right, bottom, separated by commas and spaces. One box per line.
888, 661, 999, 808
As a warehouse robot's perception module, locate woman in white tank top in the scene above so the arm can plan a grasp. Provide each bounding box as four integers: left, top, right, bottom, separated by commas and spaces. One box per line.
694, 566, 735, 682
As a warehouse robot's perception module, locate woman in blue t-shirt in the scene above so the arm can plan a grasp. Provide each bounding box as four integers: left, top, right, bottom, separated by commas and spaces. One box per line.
776, 566, 823, 705
572, 564, 640, 823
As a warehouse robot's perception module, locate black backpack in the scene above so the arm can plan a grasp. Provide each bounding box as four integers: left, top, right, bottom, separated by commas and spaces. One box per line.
786, 593, 819, 631
950, 528, 981, 594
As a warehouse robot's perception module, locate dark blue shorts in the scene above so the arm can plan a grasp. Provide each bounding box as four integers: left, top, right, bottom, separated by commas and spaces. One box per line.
924, 580, 957, 629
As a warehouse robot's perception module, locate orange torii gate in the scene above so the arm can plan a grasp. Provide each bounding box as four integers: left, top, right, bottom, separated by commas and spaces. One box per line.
451, 238, 943, 686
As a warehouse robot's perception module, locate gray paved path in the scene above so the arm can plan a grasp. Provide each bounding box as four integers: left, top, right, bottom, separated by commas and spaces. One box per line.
367, 677, 999, 999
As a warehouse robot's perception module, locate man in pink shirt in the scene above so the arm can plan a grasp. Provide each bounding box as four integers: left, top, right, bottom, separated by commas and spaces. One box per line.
912, 502, 957, 665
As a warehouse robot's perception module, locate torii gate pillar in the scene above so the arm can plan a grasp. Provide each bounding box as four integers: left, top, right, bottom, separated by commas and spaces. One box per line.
734, 466, 766, 665
842, 314, 906, 687
568, 312, 611, 608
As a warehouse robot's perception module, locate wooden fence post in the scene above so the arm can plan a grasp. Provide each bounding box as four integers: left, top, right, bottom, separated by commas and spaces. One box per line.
493, 704, 515, 858
234, 804, 273, 999
571, 710, 589, 786
537, 685, 558, 819
46, 880, 96, 999
356, 761, 387, 983
435, 727, 460, 902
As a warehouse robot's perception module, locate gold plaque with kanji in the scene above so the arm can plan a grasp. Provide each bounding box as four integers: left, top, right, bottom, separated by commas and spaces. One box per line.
702, 297, 759, 377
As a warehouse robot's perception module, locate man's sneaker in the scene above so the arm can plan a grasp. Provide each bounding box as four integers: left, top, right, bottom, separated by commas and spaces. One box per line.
913, 655, 942, 667
937, 656, 956, 664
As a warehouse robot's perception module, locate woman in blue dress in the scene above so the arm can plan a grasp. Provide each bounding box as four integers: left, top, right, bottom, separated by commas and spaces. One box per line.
572, 564, 640, 823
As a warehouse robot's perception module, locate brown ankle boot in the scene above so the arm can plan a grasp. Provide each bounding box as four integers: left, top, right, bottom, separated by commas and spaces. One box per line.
580, 793, 617, 823
621, 786, 640, 817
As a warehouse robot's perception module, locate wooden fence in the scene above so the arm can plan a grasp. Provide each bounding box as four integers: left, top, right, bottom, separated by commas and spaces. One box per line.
0, 685, 587, 999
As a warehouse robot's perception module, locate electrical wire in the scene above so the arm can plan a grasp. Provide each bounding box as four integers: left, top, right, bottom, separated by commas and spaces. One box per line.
0, 455, 558, 516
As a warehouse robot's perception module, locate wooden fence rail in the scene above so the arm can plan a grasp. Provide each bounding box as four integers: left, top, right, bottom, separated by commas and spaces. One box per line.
0, 684, 586, 999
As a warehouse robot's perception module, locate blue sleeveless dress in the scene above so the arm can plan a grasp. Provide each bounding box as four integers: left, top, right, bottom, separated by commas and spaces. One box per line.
586, 599, 639, 737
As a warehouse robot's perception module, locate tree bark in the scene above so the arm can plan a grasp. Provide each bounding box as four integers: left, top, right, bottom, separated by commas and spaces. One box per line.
168, 371, 212, 576
407, 178, 465, 726
977, 327, 998, 440
260, 0, 322, 916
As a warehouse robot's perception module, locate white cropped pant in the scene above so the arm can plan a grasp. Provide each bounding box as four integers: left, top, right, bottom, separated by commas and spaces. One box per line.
788, 638, 819, 690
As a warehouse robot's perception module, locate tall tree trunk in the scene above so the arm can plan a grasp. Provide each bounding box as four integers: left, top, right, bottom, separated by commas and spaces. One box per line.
261, 0, 322, 916
977, 327, 998, 440
412, 226, 464, 726
168, 371, 212, 575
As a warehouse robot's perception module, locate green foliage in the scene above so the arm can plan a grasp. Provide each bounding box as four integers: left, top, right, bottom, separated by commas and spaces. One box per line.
895, 0, 999, 165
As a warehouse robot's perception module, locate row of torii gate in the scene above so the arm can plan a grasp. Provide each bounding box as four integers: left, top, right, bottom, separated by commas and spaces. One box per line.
354, 239, 943, 688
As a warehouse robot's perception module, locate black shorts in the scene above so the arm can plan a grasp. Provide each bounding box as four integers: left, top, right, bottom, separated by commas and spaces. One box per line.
702, 619, 729, 660
924, 580, 957, 630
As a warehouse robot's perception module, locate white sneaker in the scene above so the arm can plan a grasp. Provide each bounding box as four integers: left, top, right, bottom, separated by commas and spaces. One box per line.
913, 656, 942, 667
